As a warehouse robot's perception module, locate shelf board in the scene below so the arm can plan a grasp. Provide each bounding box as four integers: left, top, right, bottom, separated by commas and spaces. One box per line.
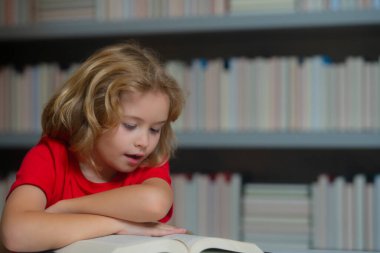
1, 9, 379, 41
0, 133, 41, 148
177, 132, 380, 148
1, 132, 380, 149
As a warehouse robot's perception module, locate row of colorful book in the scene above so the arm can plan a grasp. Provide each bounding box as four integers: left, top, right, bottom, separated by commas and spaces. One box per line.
168, 56, 380, 132
230, 0, 380, 14
0, 64, 77, 133
1, 56, 380, 133
170, 173, 380, 251
1, 0, 379, 26
312, 174, 380, 251
1, 171, 380, 251
169, 173, 242, 240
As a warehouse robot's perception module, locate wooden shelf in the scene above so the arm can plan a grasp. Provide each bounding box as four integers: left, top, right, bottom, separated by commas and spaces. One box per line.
0, 133, 41, 148
0, 10, 379, 41
1, 132, 380, 149
177, 132, 380, 148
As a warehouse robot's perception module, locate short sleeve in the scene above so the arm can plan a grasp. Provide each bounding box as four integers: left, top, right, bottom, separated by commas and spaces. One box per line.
7, 137, 69, 207
8, 140, 56, 203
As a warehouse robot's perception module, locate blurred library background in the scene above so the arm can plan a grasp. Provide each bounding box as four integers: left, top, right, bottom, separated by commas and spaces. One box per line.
1, 0, 380, 251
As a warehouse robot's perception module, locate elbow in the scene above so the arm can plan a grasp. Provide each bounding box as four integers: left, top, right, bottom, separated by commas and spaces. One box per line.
144, 190, 173, 221
2, 236, 19, 252
1, 221, 26, 252
1, 213, 41, 252
147, 203, 171, 221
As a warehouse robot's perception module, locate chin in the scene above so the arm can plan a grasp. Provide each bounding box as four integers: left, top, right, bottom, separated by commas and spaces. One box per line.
123, 164, 139, 172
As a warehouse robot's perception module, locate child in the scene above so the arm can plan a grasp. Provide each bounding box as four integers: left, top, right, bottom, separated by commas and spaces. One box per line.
0, 42, 187, 252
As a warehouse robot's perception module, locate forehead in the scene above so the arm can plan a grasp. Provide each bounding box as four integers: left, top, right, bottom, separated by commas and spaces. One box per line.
120, 91, 170, 121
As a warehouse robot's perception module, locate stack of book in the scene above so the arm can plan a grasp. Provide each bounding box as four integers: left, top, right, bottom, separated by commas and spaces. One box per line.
242, 183, 311, 250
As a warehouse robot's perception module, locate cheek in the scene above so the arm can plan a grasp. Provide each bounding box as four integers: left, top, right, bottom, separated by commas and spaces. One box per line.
149, 135, 161, 151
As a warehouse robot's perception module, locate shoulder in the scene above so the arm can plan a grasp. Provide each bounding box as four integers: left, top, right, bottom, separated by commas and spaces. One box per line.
11, 136, 75, 206
19, 135, 71, 180
26, 136, 69, 161
38, 135, 69, 152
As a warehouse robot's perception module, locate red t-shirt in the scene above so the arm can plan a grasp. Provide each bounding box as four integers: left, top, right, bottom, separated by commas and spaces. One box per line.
9, 136, 172, 222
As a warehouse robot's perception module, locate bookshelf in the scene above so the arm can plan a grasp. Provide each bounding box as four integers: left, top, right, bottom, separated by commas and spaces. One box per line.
1, 9, 380, 175
1, 4, 380, 251
1, 9, 380, 64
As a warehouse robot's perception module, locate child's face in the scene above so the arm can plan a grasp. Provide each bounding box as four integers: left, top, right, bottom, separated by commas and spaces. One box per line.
93, 90, 169, 179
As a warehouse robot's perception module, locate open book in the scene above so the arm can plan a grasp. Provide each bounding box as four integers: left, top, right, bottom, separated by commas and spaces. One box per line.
55, 234, 263, 253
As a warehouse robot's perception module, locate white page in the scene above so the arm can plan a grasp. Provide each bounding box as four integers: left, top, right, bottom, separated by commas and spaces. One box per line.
56, 235, 187, 253
165, 234, 263, 253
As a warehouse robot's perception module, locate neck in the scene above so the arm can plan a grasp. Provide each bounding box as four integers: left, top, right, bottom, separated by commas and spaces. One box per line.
79, 162, 116, 183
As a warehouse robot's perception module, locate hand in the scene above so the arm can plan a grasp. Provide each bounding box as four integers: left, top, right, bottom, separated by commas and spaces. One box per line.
117, 221, 187, 237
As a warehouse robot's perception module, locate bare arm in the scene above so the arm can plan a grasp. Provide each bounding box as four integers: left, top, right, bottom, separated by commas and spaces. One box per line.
0, 184, 184, 252
1, 185, 124, 252
46, 178, 173, 222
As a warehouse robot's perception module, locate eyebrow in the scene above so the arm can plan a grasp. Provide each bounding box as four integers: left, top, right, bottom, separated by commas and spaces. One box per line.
123, 115, 167, 125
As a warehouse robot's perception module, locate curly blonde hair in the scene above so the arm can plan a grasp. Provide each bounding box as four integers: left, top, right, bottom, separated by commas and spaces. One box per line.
42, 42, 185, 169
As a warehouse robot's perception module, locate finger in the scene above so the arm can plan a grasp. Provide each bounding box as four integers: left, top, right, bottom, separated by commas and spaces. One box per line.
152, 226, 187, 236
153, 222, 186, 232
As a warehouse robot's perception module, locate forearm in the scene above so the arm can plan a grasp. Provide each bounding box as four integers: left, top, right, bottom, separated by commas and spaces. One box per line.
1, 210, 122, 252
51, 180, 173, 222
1, 183, 182, 252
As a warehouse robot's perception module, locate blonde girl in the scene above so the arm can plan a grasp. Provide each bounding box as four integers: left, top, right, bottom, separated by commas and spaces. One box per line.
1, 42, 186, 252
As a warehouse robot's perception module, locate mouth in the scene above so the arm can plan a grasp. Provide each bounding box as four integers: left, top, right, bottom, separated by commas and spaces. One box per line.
124, 153, 144, 164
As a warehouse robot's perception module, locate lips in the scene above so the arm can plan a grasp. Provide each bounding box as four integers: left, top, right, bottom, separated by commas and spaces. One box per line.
124, 153, 144, 165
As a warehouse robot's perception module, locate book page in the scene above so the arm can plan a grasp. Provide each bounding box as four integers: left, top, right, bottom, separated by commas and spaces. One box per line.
165, 234, 263, 253
55, 235, 188, 253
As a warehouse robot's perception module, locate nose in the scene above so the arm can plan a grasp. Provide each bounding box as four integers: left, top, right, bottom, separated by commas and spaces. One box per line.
134, 130, 149, 149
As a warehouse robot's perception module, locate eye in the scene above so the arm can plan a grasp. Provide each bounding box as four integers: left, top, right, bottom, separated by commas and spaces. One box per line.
150, 128, 161, 134
123, 123, 136, 130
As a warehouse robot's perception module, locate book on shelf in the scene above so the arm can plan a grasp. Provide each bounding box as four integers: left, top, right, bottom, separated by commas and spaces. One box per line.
1, 56, 380, 133
311, 174, 380, 251
171, 173, 242, 240
54, 234, 263, 253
